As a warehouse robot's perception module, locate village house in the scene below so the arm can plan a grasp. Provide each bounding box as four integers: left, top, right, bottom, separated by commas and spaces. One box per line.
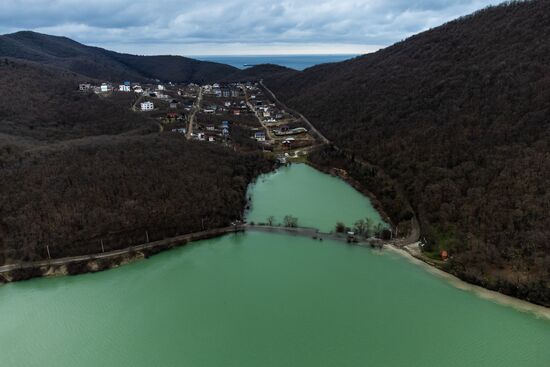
205, 124, 216, 131
170, 100, 179, 109
140, 101, 154, 111
133, 85, 143, 93
79, 83, 92, 92
283, 137, 295, 149
100, 83, 111, 93
254, 131, 266, 142
171, 128, 186, 134
166, 112, 179, 120
119, 85, 131, 92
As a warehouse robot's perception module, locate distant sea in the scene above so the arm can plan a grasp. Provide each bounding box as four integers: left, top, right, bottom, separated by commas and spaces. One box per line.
194, 54, 358, 71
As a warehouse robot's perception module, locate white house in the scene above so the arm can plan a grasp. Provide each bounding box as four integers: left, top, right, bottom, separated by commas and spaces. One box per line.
157, 84, 165, 91
119, 85, 131, 92
100, 83, 110, 93
254, 131, 266, 142
140, 101, 154, 111
133, 85, 143, 93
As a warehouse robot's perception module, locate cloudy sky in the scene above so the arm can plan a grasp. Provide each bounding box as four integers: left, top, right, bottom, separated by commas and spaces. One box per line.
0, 0, 502, 55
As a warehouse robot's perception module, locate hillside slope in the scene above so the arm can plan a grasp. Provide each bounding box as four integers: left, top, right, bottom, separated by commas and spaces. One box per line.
0, 59, 156, 153
265, 0, 550, 304
0, 31, 238, 83
0, 59, 272, 266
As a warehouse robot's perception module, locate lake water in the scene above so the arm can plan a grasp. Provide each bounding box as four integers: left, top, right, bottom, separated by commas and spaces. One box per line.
246, 163, 385, 232
195, 54, 358, 71
0, 164, 549, 366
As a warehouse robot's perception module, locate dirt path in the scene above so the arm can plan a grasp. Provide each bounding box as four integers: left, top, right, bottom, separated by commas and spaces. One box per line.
186, 87, 203, 139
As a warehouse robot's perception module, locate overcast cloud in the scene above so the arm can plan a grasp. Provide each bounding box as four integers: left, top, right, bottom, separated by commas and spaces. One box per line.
0, 0, 503, 55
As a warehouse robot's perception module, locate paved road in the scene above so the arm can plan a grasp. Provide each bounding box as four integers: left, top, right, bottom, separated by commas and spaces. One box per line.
186, 87, 203, 139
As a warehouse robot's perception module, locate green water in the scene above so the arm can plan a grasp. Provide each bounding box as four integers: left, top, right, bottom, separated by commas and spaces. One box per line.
247, 164, 385, 232
0, 164, 549, 366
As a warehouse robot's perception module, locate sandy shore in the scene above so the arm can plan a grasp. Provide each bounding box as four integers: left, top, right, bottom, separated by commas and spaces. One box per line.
385, 243, 550, 321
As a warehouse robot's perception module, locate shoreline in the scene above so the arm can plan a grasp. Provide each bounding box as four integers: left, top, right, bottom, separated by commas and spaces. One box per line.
0, 226, 245, 284
1, 223, 549, 320
384, 243, 550, 321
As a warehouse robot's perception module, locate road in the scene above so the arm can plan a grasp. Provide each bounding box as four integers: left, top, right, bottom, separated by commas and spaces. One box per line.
0, 224, 414, 276
260, 79, 330, 145
0, 226, 243, 274
186, 87, 203, 139
244, 88, 275, 140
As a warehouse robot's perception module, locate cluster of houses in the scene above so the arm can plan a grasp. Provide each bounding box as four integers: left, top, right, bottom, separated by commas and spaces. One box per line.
192, 120, 231, 143
79, 81, 173, 99
203, 83, 243, 98
203, 100, 250, 115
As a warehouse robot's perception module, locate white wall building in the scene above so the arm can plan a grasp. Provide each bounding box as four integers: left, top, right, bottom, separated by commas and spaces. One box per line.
140, 101, 154, 111
119, 85, 131, 92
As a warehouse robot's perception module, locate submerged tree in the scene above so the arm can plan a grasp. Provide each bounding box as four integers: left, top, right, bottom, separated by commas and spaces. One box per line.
283, 215, 298, 228
335, 222, 346, 233
266, 216, 275, 226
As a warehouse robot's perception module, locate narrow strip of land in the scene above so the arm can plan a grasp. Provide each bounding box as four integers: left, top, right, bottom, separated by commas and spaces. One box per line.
0, 225, 243, 273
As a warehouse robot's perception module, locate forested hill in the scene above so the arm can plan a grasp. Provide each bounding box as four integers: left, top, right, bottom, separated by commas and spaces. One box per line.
265, 0, 550, 304
0, 58, 273, 267
0, 31, 238, 83
0, 59, 156, 153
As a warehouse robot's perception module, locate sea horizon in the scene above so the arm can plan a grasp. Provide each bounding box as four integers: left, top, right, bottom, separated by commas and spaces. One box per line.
193, 54, 359, 71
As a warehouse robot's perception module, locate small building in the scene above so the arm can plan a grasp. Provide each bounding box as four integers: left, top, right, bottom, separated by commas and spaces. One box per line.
205, 124, 216, 131
79, 83, 92, 92
157, 84, 165, 91
140, 101, 154, 111
282, 137, 295, 149
166, 112, 178, 120
232, 109, 241, 116
133, 85, 143, 93
170, 100, 179, 109
119, 85, 131, 92
100, 83, 110, 93
254, 131, 266, 142
440, 250, 449, 261
231, 89, 240, 98
221, 89, 231, 98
